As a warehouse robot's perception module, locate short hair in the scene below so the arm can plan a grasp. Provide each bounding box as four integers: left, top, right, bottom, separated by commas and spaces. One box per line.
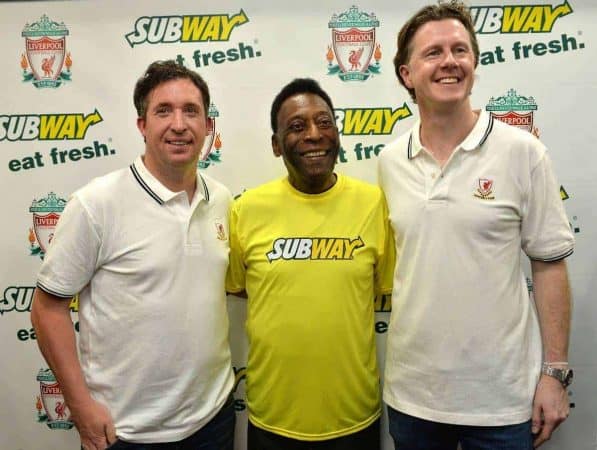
270, 78, 335, 133
133, 60, 210, 118
394, 0, 479, 102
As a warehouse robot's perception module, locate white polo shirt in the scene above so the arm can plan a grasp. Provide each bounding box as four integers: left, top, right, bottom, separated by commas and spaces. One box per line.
37, 156, 234, 442
379, 111, 574, 426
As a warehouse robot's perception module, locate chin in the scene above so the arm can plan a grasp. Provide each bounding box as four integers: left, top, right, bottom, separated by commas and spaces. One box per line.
169, 156, 198, 167
307, 169, 335, 182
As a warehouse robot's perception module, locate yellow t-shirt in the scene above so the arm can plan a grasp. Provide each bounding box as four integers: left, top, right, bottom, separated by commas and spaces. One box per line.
227, 174, 395, 440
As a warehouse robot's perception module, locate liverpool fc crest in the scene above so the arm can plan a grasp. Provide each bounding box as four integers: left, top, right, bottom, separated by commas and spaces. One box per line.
486, 89, 538, 135
198, 103, 224, 169
474, 178, 495, 200
35, 369, 73, 429
21, 14, 72, 88
29, 192, 67, 258
326, 6, 381, 82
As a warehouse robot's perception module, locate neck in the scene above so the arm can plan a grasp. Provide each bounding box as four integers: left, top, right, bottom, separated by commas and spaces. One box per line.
290, 173, 337, 194
142, 156, 197, 201
418, 101, 478, 166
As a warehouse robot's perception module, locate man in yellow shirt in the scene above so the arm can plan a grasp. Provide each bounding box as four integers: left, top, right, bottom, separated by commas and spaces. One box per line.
227, 78, 394, 450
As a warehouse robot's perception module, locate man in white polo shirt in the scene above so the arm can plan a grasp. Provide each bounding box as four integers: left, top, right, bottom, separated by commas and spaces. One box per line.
30, 60, 235, 450
379, 2, 574, 449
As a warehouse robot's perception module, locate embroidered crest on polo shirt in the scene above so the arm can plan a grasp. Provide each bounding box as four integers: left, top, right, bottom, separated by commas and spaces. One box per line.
215, 221, 227, 241
474, 178, 495, 200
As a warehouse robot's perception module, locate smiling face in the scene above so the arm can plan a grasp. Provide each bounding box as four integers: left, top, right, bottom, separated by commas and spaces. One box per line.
399, 18, 476, 113
272, 93, 340, 194
137, 77, 209, 176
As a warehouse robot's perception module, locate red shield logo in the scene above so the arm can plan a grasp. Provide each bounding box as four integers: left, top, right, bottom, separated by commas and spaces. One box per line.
32, 212, 60, 253
491, 111, 533, 133
25, 36, 65, 82
478, 178, 493, 196
332, 28, 375, 74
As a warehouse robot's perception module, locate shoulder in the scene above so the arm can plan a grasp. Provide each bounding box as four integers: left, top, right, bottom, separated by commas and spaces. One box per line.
72, 165, 131, 207
198, 171, 232, 204
342, 175, 383, 199
233, 178, 284, 206
488, 118, 547, 166
378, 129, 413, 163
489, 116, 545, 151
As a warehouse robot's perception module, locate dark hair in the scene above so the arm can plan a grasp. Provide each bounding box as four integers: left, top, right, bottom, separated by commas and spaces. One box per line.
133, 60, 210, 118
270, 78, 335, 133
394, 0, 479, 102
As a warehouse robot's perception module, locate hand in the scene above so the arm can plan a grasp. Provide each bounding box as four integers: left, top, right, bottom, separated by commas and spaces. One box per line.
70, 397, 117, 450
532, 374, 569, 447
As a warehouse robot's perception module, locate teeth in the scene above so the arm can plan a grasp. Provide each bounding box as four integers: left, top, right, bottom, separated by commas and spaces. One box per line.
438, 77, 458, 84
304, 151, 326, 158
169, 141, 188, 145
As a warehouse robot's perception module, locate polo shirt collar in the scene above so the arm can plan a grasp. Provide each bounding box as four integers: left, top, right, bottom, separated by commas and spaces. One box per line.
407, 110, 494, 159
129, 156, 209, 205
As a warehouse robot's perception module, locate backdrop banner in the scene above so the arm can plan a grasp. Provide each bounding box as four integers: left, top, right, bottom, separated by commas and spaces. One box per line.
1, 1, 594, 449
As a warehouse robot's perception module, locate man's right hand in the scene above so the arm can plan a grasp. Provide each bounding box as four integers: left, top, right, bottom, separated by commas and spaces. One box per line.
71, 398, 117, 450
31, 289, 118, 449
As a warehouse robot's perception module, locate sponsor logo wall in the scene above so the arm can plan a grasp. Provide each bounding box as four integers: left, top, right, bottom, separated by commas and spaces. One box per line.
0, 1, 594, 449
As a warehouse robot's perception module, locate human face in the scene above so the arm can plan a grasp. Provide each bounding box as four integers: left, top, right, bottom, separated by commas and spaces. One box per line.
272, 93, 340, 194
137, 78, 208, 174
399, 19, 476, 111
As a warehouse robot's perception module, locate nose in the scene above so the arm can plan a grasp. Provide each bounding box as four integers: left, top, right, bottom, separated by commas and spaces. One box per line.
441, 50, 457, 67
171, 109, 186, 132
303, 120, 322, 141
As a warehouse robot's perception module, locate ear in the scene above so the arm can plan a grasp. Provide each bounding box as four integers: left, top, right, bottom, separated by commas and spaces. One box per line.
206, 116, 214, 133
272, 134, 282, 157
399, 64, 413, 89
136, 117, 146, 138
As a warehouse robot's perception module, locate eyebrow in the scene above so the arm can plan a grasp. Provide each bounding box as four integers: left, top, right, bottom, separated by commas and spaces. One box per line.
286, 110, 332, 121
151, 101, 201, 110
420, 39, 471, 51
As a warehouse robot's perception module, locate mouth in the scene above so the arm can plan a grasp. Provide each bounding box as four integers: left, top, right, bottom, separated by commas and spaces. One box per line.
436, 76, 460, 84
301, 150, 329, 159
166, 139, 192, 147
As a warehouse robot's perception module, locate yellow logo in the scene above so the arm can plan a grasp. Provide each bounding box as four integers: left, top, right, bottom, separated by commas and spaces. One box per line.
125, 10, 249, 47
267, 237, 364, 262
336, 105, 412, 135
471, 1, 573, 34
0, 110, 102, 141
374, 294, 391, 313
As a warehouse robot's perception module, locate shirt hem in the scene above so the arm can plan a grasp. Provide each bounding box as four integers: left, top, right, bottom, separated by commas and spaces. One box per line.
248, 409, 381, 441
528, 247, 574, 262
115, 387, 232, 443
383, 394, 530, 427
36, 281, 75, 299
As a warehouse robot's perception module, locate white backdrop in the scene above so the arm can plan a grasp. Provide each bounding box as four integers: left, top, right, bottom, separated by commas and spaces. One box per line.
1, 1, 595, 449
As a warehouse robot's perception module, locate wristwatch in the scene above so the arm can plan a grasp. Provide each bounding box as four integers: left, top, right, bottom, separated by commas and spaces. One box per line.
541, 365, 573, 387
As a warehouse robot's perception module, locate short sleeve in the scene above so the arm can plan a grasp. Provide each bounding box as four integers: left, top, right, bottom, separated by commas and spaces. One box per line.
521, 151, 574, 261
225, 198, 246, 293
375, 192, 396, 295
37, 195, 101, 298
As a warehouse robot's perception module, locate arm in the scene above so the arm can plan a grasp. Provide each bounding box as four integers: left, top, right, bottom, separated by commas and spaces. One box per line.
530, 258, 571, 448
31, 288, 116, 450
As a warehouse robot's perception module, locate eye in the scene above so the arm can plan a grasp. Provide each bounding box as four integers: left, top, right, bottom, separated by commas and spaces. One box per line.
184, 105, 200, 115
316, 117, 334, 129
155, 106, 170, 116
288, 121, 306, 132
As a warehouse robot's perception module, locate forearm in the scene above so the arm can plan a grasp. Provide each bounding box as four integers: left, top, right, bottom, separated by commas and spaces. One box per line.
531, 259, 571, 362
31, 288, 93, 410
